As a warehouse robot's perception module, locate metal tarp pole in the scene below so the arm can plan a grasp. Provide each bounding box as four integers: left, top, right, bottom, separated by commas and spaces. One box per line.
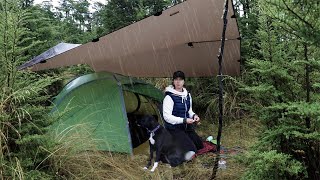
211, 0, 229, 179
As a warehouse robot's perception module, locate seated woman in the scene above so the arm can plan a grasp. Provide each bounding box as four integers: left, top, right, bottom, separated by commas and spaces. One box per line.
163, 71, 204, 152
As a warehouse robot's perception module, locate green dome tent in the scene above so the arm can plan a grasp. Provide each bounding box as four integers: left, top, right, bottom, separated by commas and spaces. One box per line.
50, 72, 164, 154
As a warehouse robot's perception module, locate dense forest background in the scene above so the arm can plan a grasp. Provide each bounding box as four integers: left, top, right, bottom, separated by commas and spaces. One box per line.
0, 0, 319, 179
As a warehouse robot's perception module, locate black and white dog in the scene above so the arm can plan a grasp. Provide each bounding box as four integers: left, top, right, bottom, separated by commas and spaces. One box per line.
136, 115, 195, 172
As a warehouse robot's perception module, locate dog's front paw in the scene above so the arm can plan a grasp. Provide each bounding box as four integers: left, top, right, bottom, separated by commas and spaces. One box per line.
143, 167, 148, 170
150, 162, 158, 172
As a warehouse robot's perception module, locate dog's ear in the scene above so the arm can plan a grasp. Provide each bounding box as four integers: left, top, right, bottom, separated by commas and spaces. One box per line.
152, 115, 158, 121
148, 115, 159, 126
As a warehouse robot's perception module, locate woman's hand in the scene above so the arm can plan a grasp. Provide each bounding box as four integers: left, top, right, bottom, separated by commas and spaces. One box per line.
194, 115, 200, 122
194, 115, 201, 125
186, 118, 195, 124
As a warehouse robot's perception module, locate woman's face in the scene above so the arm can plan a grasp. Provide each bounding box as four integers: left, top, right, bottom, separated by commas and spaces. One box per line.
173, 78, 184, 89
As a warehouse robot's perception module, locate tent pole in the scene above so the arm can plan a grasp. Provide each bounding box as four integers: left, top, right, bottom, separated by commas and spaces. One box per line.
211, 0, 229, 179
113, 74, 134, 155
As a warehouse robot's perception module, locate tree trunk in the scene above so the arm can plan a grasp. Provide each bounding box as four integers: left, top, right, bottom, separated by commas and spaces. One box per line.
304, 44, 311, 129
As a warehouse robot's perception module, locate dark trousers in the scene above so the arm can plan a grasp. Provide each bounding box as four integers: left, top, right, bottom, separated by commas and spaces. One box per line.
186, 128, 204, 150
167, 128, 204, 152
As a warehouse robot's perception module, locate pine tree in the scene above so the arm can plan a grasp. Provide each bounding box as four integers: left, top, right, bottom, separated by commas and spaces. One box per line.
0, 0, 57, 178
234, 0, 261, 65
239, 0, 320, 179
94, 0, 170, 36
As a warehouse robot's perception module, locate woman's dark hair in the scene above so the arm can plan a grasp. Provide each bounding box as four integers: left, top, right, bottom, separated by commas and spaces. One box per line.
172, 71, 185, 80
172, 71, 186, 87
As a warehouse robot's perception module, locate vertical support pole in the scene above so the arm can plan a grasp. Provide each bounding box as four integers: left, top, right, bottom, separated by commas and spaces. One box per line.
211, 0, 229, 179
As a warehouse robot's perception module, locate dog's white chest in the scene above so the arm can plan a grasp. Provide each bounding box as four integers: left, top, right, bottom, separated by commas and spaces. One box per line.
149, 133, 155, 145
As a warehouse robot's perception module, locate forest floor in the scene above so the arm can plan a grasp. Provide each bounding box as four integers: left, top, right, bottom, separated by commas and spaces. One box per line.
53, 117, 261, 179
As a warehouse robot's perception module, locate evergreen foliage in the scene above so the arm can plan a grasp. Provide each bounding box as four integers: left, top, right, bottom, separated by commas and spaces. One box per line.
238, 0, 320, 179
0, 0, 57, 178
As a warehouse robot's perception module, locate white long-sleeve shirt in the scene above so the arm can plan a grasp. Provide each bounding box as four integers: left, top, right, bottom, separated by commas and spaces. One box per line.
162, 85, 196, 125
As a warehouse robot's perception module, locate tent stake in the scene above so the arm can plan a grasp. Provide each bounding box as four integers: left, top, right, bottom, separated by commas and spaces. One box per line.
211, 0, 229, 179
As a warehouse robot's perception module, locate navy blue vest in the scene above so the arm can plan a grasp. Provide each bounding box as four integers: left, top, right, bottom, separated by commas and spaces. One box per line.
164, 91, 191, 130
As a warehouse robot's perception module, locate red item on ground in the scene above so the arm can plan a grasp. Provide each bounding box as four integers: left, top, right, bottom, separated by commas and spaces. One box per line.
196, 141, 217, 156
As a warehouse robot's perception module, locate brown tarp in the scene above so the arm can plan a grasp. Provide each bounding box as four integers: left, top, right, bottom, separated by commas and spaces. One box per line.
24, 0, 240, 77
